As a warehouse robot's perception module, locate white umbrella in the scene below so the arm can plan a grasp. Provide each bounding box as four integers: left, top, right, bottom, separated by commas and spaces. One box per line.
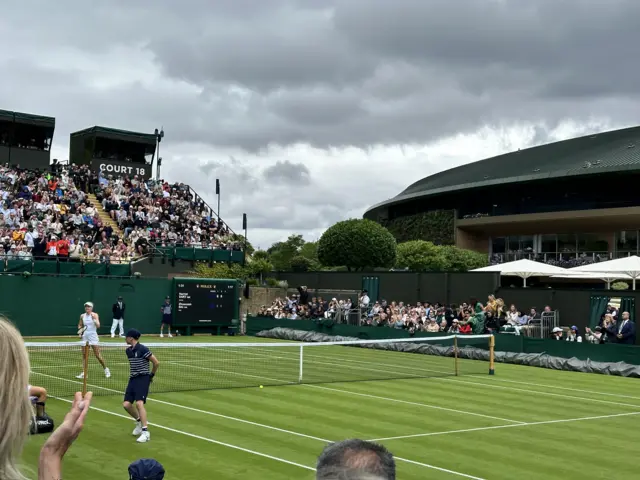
473, 259, 568, 287
551, 271, 633, 289
569, 256, 640, 290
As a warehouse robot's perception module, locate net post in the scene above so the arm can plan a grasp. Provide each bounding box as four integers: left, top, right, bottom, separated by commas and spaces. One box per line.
489, 334, 495, 375
454, 335, 459, 376
298, 345, 304, 383
82, 341, 89, 397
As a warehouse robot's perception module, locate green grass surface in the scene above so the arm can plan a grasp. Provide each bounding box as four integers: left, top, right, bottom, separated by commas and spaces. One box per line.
21, 335, 640, 479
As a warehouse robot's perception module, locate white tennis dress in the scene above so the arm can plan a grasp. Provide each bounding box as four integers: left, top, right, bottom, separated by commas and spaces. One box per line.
82, 312, 100, 346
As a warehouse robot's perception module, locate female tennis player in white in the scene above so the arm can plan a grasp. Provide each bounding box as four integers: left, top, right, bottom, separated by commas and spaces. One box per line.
76, 301, 111, 379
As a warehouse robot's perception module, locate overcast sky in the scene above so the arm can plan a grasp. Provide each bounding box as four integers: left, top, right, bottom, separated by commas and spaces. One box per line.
1, 1, 638, 248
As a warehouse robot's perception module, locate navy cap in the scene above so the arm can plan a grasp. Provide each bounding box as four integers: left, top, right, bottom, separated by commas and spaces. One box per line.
126, 329, 141, 340
129, 458, 165, 480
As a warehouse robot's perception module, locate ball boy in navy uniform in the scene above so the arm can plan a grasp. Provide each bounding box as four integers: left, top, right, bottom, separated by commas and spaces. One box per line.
123, 329, 159, 443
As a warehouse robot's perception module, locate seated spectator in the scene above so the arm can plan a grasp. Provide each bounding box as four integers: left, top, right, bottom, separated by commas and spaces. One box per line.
552, 326, 563, 340
566, 326, 583, 342
585, 326, 604, 344
0, 164, 141, 265
93, 173, 241, 253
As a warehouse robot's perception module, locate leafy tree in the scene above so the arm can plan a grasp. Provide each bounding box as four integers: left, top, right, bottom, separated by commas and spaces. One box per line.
298, 241, 319, 263
290, 255, 313, 272
396, 240, 447, 271
190, 262, 248, 279
395, 240, 488, 271
248, 258, 273, 277
440, 245, 488, 271
251, 250, 270, 261
267, 234, 306, 271
317, 219, 397, 271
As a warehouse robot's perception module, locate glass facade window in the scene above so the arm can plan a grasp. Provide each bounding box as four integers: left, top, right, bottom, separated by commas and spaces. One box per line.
491, 237, 506, 254
520, 236, 534, 253
617, 230, 638, 253
557, 234, 577, 254
507, 237, 519, 252
577, 234, 608, 253
540, 235, 557, 254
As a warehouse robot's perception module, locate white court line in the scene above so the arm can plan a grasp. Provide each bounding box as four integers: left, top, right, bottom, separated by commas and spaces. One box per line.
306, 384, 525, 424
166, 361, 524, 425
369, 411, 640, 442
50, 396, 315, 472
241, 343, 640, 406
45, 375, 485, 479
438, 377, 640, 408
488, 378, 640, 401
33, 371, 329, 443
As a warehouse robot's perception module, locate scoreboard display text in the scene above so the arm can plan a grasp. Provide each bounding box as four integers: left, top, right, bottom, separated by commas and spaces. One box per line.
173, 278, 238, 326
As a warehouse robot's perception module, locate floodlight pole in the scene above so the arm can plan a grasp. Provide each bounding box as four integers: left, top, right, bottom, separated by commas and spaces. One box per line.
154, 127, 165, 181
242, 213, 247, 267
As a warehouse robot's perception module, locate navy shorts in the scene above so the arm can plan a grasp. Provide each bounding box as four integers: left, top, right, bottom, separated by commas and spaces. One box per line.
124, 375, 151, 404
161, 314, 172, 325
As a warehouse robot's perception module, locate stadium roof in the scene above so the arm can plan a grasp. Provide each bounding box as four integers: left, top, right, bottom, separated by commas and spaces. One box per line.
70, 126, 157, 146
0, 109, 55, 129
365, 125, 640, 215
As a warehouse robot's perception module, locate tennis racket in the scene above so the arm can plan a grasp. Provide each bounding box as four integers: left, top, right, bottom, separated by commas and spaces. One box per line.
77, 326, 87, 337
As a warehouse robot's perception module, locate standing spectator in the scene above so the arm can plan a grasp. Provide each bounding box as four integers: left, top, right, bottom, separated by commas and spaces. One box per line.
606, 311, 636, 345
160, 296, 173, 338
359, 290, 370, 321
111, 296, 126, 338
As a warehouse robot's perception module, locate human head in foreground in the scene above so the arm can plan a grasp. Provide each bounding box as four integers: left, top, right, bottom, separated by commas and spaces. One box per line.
0, 316, 33, 480
129, 458, 165, 480
316, 439, 396, 480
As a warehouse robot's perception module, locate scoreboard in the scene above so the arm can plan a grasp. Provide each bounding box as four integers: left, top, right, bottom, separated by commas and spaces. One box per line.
173, 277, 239, 327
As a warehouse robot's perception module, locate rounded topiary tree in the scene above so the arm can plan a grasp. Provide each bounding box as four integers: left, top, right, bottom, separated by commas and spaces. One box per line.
317, 219, 397, 271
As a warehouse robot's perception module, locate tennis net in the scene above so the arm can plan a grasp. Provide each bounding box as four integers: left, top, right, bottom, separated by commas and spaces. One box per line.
25, 334, 494, 398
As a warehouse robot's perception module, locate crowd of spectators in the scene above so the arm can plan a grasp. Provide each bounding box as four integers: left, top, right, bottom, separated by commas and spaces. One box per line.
94, 170, 242, 252
0, 163, 240, 266
0, 164, 139, 263
256, 286, 357, 321
257, 289, 639, 344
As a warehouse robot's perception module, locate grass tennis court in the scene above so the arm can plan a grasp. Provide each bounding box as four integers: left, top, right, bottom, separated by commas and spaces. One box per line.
21, 336, 640, 479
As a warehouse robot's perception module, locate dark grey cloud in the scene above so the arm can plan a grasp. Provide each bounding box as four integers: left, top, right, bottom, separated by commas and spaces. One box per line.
263, 161, 311, 185
1, 0, 639, 246
3, 0, 639, 152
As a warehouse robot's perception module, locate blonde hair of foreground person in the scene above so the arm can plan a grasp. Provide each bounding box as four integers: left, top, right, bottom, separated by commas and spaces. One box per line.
0, 317, 92, 480
0, 316, 33, 480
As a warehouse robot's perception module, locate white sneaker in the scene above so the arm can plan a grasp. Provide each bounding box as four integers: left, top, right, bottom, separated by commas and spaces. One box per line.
119, 334, 125, 338
76, 372, 84, 379
105, 368, 111, 378
160, 333, 164, 338
136, 431, 150, 443
132, 421, 143, 436
111, 334, 115, 338
168, 333, 173, 338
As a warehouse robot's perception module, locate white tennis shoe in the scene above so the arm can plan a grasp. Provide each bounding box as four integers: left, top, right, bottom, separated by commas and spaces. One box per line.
136, 431, 150, 443
105, 368, 111, 378
132, 421, 143, 436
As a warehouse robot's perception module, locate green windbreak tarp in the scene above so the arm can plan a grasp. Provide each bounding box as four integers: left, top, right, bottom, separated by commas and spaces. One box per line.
589, 295, 610, 328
